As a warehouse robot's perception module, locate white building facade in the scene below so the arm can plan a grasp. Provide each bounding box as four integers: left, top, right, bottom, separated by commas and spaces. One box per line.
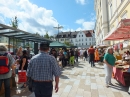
94, 0, 130, 45
94, 0, 109, 45
56, 30, 95, 48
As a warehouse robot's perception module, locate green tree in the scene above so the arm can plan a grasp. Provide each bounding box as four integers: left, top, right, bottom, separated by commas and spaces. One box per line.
35, 32, 40, 36
44, 31, 50, 39
11, 16, 18, 28
64, 41, 74, 46
10, 16, 20, 48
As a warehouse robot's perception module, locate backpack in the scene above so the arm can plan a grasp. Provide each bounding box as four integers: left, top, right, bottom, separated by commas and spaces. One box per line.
0, 53, 9, 74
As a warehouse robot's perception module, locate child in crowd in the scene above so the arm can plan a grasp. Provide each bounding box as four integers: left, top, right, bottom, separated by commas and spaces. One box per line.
15, 59, 20, 74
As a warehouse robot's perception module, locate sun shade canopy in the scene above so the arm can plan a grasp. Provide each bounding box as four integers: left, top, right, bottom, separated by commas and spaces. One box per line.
103, 19, 130, 41
49, 41, 67, 47
0, 23, 53, 43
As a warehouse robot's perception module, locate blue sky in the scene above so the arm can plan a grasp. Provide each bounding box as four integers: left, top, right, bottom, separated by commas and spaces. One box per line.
0, 0, 95, 35
30, 0, 95, 29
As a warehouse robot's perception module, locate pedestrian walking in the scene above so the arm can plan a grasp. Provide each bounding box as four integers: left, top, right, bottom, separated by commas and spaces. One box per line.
69, 48, 75, 66
74, 49, 79, 62
104, 47, 116, 87
27, 42, 61, 97
83, 49, 88, 61
0, 44, 15, 97
79, 49, 84, 60
95, 48, 100, 63
20, 50, 29, 88
88, 45, 95, 67
26, 46, 31, 59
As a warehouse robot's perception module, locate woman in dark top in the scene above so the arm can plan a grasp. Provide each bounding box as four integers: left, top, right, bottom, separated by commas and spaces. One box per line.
20, 50, 28, 70
19, 50, 28, 88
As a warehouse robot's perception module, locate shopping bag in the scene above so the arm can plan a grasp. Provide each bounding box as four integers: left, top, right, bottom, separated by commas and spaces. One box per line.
18, 70, 27, 83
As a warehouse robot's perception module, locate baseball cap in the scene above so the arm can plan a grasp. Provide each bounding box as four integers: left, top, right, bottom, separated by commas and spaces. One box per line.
40, 42, 50, 48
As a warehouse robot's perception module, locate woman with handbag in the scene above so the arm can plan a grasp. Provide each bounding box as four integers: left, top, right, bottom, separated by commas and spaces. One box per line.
19, 50, 29, 88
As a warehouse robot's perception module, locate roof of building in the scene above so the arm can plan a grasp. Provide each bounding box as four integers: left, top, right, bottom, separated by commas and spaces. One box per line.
56, 30, 94, 38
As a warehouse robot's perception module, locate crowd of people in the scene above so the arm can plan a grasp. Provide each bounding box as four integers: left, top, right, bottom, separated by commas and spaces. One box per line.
1, 42, 117, 97
49, 46, 105, 68
0, 45, 34, 97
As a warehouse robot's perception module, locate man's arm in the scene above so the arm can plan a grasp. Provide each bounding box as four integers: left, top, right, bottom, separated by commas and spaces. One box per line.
51, 57, 61, 92
8, 53, 16, 76
55, 76, 59, 93
27, 59, 33, 77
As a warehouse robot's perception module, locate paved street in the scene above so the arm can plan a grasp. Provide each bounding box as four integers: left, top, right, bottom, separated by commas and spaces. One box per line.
8, 60, 130, 97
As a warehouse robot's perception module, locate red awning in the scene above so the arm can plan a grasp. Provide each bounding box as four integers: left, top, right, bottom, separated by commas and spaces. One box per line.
103, 19, 130, 41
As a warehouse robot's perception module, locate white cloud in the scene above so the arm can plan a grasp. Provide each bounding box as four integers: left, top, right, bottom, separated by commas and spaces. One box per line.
0, 0, 59, 35
76, 0, 87, 5
75, 19, 85, 24
76, 19, 95, 31
82, 21, 95, 30
75, 13, 95, 30
76, 21, 95, 30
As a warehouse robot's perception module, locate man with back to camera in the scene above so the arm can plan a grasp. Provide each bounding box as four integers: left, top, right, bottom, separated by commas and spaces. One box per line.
27, 42, 61, 97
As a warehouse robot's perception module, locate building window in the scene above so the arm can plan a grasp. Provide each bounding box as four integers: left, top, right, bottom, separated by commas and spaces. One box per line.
100, 1, 101, 7
86, 43, 87, 45
82, 43, 83, 45
79, 43, 80, 45
89, 38, 91, 41
79, 35, 80, 37
121, 0, 124, 2
82, 35, 83, 37
110, 4, 113, 18
79, 39, 80, 41
121, 12, 127, 19
60, 39, 63, 41
86, 39, 87, 41
101, 16, 102, 25
82, 39, 83, 41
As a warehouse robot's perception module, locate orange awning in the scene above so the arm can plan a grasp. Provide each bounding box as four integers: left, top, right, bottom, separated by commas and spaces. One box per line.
103, 19, 130, 41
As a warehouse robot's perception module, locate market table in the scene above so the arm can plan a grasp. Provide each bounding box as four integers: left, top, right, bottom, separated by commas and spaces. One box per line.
113, 66, 130, 86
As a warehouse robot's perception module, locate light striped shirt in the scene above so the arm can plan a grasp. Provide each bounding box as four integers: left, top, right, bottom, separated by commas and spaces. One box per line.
27, 52, 61, 81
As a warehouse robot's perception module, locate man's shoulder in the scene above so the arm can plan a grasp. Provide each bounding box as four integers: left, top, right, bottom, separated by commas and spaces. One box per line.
32, 53, 40, 57
48, 55, 56, 60
32, 53, 54, 59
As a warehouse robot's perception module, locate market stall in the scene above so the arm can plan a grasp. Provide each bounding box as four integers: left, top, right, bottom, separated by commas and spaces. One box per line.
114, 61, 130, 86
103, 19, 130, 87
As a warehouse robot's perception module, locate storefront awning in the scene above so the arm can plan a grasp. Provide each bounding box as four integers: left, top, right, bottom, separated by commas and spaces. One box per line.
103, 19, 130, 41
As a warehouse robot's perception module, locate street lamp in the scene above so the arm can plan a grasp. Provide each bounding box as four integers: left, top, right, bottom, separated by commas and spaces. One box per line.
53, 24, 63, 42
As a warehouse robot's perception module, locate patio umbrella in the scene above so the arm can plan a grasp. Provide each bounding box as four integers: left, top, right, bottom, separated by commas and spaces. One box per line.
49, 41, 66, 48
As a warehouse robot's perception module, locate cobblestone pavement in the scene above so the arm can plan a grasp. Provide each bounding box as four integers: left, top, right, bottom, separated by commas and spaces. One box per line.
3, 60, 130, 97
